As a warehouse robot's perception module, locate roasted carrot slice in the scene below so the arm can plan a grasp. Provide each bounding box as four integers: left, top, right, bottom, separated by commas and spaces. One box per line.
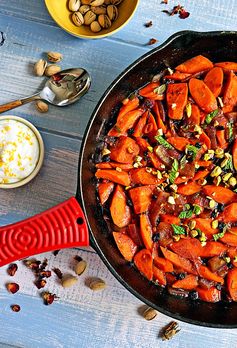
216, 129, 228, 149
160, 246, 197, 275
220, 233, 237, 247
130, 168, 163, 185
200, 241, 227, 257
96, 163, 112, 169
129, 186, 153, 214
134, 249, 153, 281
148, 152, 164, 170
232, 139, 237, 171
140, 213, 153, 250
202, 185, 237, 205
170, 238, 203, 259
177, 182, 201, 195
110, 136, 140, 164
223, 71, 237, 109
113, 232, 137, 262
144, 112, 158, 138
108, 108, 144, 136
187, 104, 200, 126
153, 256, 174, 272
166, 83, 188, 120
227, 268, 237, 301
197, 287, 221, 303
204, 67, 224, 97
96, 169, 131, 186
110, 185, 131, 228
199, 130, 211, 149
133, 111, 148, 137
164, 71, 192, 81
215, 61, 237, 72
189, 78, 217, 113
118, 96, 140, 119
194, 218, 217, 238
153, 265, 166, 286
167, 136, 190, 151
127, 223, 143, 247
160, 214, 180, 225
172, 274, 198, 290
195, 160, 212, 167
197, 264, 224, 284
193, 169, 209, 181
139, 82, 164, 100
220, 203, 237, 223
176, 55, 213, 74
153, 101, 167, 133
109, 163, 134, 171
98, 182, 114, 205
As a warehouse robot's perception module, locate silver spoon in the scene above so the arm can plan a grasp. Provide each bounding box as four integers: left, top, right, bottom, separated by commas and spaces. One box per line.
0, 68, 91, 113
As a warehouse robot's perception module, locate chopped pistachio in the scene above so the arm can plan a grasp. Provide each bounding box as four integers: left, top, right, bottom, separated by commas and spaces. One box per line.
168, 196, 175, 205
215, 148, 224, 158
209, 199, 217, 209
218, 96, 224, 108
125, 186, 131, 190
204, 153, 214, 161
173, 235, 180, 242
210, 166, 222, 177
198, 178, 207, 186
185, 204, 191, 210
170, 184, 177, 191
223, 256, 231, 263
186, 102, 192, 118
195, 163, 200, 169
201, 241, 207, 247
102, 148, 111, 156
147, 146, 153, 153
194, 125, 202, 134
234, 256, 237, 262
214, 120, 219, 127
133, 162, 139, 168
229, 177, 237, 187
160, 164, 165, 169
222, 173, 232, 182
199, 232, 207, 242
190, 229, 199, 238
208, 149, 215, 154
211, 220, 219, 229
189, 220, 196, 230
146, 167, 152, 173
157, 170, 162, 179
116, 167, 122, 172
213, 175, 221, 186
171, 103, 177, 109
135, 155, 142, 162
157, 128, 163, 136
167, 67, 174, 75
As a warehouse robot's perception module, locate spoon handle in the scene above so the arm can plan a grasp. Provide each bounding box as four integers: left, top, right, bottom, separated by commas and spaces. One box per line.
0, 100, 23, 114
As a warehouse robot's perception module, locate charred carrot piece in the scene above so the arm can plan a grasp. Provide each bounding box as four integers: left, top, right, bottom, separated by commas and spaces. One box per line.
153, 256, 174, 272
204, 67, 224, 97
144, 112, 158, 138
166, 83, 188, 120
200, 241, 227, 258
153, 265, 166, 286
194, 218, 217, 239
118, 96, 140, 119
96, 163, 113, 169
110, 136, 140, 164
215, 61, 237, 72
195, 160, 212, 167
227, 268, 237, 301
140, 214, 153, 250
202, 185, 237, 205
127, 223, 143, 247
233, 139, 237, 171
164, 71, 192, 81
153, 101, 167, 133
223, 71, 237, 109
193, 169, 210, 181
134, 249, 153, 281
187, 104, 200, 126
199, 131, 211, 149
220, 233, 237, 247
170, 238, 203, 259
109, 163, 134, 171
177, 182, 201, 195
108, 108, 144, 136
130, 168, 163, 185
172, 274, 198, 290
220, 203, 237, 223
98, 182, 114, 205
110, 185, 131, 228
167, 136, 190, 151
189, 78, 217, 113
197, 287, 221, 303
96, 169, 131, 186
133, 111, 148, 137
175, 55, 213, 74
197, 264, 224, 284
148, 152, 164, 170
160, 246, 197, 275
113, 232, 138, 262
216, 129, 228, 149
139, 82, 164, 100
160, 214, 180, 225
135, 137, 150, 151
129, 186, 153, 214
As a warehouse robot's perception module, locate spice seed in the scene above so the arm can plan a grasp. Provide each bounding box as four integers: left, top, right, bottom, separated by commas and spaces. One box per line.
74, 259, 87, 275
61, 275, 78, 288
143, 307, 157, 320
89, 278, 106, 291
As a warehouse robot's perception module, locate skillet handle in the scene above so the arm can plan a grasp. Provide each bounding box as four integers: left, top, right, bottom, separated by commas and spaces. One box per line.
0, 197, 89, 267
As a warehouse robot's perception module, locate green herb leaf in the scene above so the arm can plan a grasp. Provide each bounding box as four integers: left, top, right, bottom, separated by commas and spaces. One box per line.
171, 224, 186, 235
186, 144, 199, 160
205, 109, 219, 124
193, 204, 201, 215
213, 231, 225, 241
154, 84, 166, 95
180, 155, 187, 169
179, 210, 193, 219
169, 159, 179, 184
155, 135, 173, 149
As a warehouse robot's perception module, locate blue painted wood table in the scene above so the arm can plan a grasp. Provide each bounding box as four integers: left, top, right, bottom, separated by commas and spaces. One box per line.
0, 1, 237, 347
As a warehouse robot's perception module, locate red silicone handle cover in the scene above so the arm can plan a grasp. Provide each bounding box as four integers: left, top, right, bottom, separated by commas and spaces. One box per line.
0, 197, 89, 267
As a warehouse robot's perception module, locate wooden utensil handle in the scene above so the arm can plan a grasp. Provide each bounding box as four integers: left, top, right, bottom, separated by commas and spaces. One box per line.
0, 100, 23, 113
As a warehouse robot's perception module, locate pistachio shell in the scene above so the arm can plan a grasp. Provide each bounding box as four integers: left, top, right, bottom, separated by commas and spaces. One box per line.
110, 0, 123, 4
47, 51, 63, 63
84, 10, 96, 25
68, 0, 80, 11
72, 11, 84, 26
35, 100, 48, 113
143, 307, 157, 321
89, 279, 106, 291
107, 5, 118, 21
81, 0, 91, 4
62, 275, 78, 288
44, 65, 61, 77
79, 4, 90, 14
74, 259, 87, 275
98, 14, 111, 28
90, 21, 102, 32
34, 59, 47, 77
90, 5, 107, 14
90, 0, 104, 6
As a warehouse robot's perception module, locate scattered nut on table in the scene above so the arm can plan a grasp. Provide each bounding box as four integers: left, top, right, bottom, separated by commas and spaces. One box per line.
35, 100, 49, 113
89, 278, 106, 291
47, 51, 63, 63
34, 59, 47, 76
72, 11, 85, 26
44, 64, 61, 77
61, 275, 78, 288
142, 307, 157, 321
68, 0, 81, 12
74, 258, 87, 275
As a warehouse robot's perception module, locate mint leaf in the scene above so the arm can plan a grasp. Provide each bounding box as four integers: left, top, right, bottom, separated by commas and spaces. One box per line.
193, 205, 201, 215
186, 144, 199, 160
171, 224, 186, 235
205, 109, 219, 124
155, 135, 173, 149
169, 159, 179, 184
179, 210, 193, 219
180, 155, 187, 169
154, 84, 166, 95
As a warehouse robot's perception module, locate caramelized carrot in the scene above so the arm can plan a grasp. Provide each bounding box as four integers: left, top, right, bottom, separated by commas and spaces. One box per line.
96, 163, 112, 169
96, 169, 131, 186
216, 129, 228, 149
127, 223, 143, 247
223, 71, 237, 109
202, 185, 237, 204
117, 96, 139, 119
167, 136, 190, 151
153, 256, 174, 272
197, 264, 224, 284
133, 111, 148, 137
220, 203, 237, 223
189, 78, 217, 113
144, 112, 158, 138
139, 82, 164, 100
204, 67, 224, 97
134, 249, 153, 281
110, 136, 140, 164
129, 186, 153, 214
166, 83, 188, 120
227, 268, 237, 301
160, 214, 180, 225
175, 55, 213, 74
232, 139, 237, 170
170, 238, 203, 259
153, 265, 166, 286
140, 214, 153, 250
215, 61, 237, 72
187, 104, 200, 126
200, 242, 227, 257
130, 168, 163, 185
172, 274, 198, 290
193, 169, 209, 181
113, 232, 137, 262
220, 233, 237, 247
108, 108, 144, 136
148, 152, 164, 170
164, 71, 192, 81
195, 160, 212, 167
160, 246, 197, 275
110, 185, 131, 228
153, 101, 167, 133
98, 182, 114, 205
177, 182, 201, 195
109, 163, 134, 171
197, 287, 221, 303
199, 131, 211, 149
194, 218, 217, 238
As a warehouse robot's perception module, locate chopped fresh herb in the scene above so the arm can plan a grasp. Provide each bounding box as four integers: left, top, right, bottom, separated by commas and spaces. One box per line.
205, 109, 219, 124
154, 84, 167, 95
180, 155, 187, 169
228, 122, 233, 142
213, 231, 225, 241
155, 135, 173, 149
186, 144, 199, 160
179, 209, 193, 219
169, 159, 179, 184
171, 224, 186, 235
193, 205, 201, 215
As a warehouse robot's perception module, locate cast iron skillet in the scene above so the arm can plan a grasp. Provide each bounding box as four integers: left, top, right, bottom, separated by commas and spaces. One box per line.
0, 30, 237, 328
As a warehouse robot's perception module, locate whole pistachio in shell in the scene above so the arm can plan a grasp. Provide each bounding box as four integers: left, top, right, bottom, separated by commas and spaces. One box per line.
98, 14, 111, 29
68, 0, 80, 11
79, 4, 90, 14
91, 5, 106, 14
107, 5, 118, 21
47, 51, 63, 63
110, 0, 123, 4
84, 10, 96, 25
90, 21, 102, 32
72, 11, 84, 26
81, 0, 91, 4
44, 65, 61, 77
34, 59, 47, 77
90, 0, 104, 6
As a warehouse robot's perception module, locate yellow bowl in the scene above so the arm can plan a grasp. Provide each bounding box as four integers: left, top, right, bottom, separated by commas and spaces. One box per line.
44, 0, 140, 39
0, 116, 44, 189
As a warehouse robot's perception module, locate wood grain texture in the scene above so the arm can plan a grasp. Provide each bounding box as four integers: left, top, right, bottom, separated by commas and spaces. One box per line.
0, 0, 237, 347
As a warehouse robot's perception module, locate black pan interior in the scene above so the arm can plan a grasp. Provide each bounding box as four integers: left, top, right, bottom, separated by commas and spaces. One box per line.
79, 30, 237, 327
